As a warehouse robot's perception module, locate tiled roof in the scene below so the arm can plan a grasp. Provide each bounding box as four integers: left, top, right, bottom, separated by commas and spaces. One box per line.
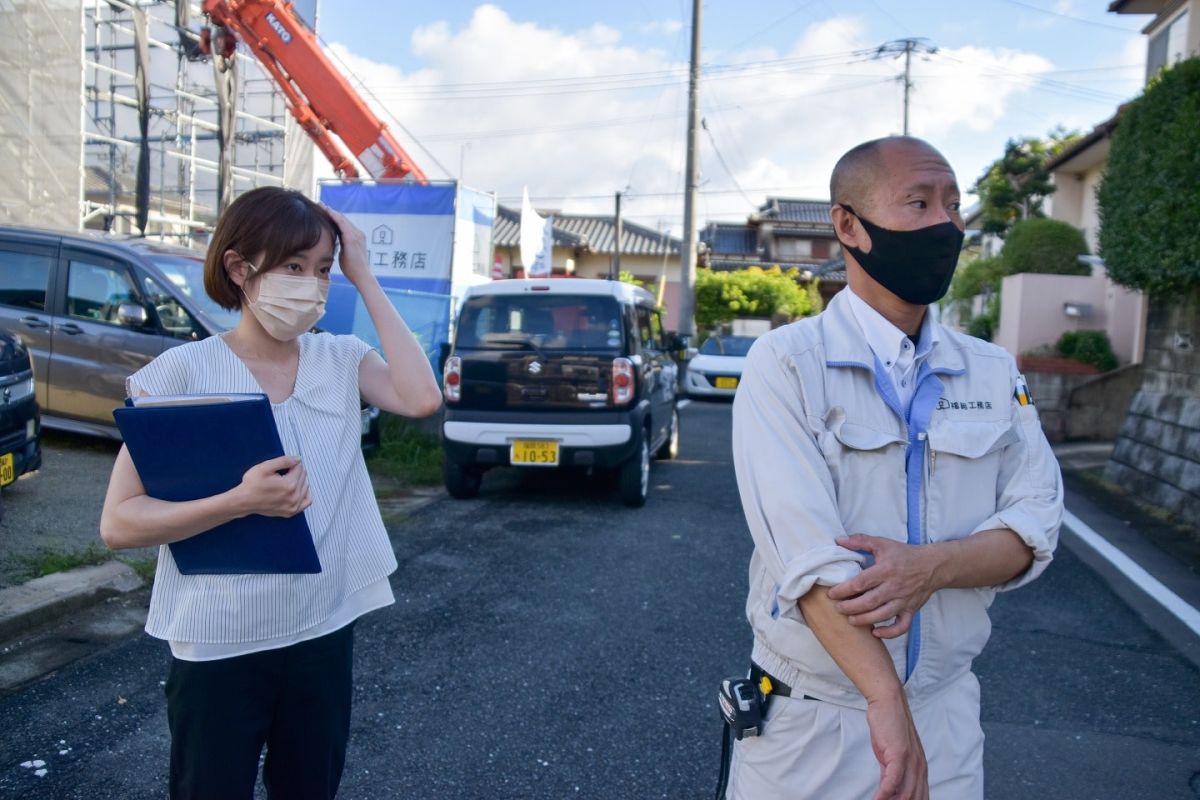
813, 255, 847, 284
706, 255, 825, 272
700, 223, 758, 255
493, 205, 679, 255
494, 205, 586, 250
757, 198, 833, 226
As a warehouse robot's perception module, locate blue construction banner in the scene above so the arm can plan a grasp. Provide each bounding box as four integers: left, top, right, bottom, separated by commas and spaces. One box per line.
317, 182, 468, 365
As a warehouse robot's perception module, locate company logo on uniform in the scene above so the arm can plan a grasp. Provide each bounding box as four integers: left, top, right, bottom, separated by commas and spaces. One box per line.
936, 398, 993, 411
266, 13, 292, 44
527, 361, 542, 375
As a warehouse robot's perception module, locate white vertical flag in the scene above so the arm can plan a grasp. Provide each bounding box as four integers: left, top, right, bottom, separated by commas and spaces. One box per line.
520, 186, 552, 278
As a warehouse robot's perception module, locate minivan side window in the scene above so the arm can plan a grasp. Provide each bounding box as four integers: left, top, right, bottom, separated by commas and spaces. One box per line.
141, 275, 201, 340
636, 307, 656, 351
65, 260, 141, 327
649, 309, 665, 350
0, 250, 53, 311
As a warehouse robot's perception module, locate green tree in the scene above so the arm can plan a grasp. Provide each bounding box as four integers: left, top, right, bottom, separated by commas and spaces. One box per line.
1099, 58, 1200, 297
972, 128, 1079, 238
618, 270, 645, 288
949, 255, 1006, 302
694, 266, 820, 330
1001, 217, 1091, 276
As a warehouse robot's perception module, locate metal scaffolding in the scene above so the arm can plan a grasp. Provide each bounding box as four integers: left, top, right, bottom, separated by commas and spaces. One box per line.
0, 0, 311, 246
81, 0, 296, 244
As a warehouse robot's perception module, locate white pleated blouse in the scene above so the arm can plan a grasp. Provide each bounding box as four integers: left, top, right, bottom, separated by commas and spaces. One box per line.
126, 332, 397, 657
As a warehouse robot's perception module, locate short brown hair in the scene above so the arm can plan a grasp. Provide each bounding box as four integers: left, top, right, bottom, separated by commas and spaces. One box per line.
204, 187, 339, 310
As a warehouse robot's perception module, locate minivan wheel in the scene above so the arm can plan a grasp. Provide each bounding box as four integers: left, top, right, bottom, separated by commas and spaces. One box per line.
444, 459, 482, 499
655, 408, 680, 460
618, 434, 650, 507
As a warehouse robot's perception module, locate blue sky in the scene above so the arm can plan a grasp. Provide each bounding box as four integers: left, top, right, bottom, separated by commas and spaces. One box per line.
312, 1, 1150, 230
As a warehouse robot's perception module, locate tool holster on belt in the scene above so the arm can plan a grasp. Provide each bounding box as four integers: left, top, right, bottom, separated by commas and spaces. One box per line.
714, 664, 796, 799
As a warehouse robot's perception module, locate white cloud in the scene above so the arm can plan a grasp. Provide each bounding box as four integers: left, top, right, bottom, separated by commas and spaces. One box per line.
638, 19, 683, 36
318, 6, 1064, 230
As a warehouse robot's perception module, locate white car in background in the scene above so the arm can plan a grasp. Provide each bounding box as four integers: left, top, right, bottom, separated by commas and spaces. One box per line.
684, 334, 757, 398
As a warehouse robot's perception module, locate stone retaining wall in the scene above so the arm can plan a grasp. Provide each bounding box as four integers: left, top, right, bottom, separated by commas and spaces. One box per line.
1105, 293, 1200, 527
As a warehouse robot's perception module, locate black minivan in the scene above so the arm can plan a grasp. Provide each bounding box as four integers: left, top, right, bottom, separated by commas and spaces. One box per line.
441, 278, 681, 507
0, 330, 42, 519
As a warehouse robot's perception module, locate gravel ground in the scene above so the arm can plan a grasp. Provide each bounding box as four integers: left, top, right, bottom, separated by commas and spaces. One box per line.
0, 430, 154, 589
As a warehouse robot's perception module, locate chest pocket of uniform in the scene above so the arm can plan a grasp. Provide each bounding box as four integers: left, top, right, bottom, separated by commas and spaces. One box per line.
818, 418, 908, 537
924, 418, 1019, 541
926, 418, 1018, 459
819, 419, 906, 488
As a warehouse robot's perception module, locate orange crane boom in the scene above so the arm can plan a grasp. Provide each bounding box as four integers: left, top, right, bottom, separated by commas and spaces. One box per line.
201, 0, 427, 182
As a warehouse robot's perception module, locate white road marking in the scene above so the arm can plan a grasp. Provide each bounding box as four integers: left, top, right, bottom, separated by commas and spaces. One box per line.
1063, 510, 1200, 638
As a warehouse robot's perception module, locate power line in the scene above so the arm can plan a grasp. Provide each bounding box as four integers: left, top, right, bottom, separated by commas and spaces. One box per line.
700, 117, 755, 206
934, 50, 1131, 104
704, 1, 819, 64
498, 187, 822, 202
994, 0, 1143, 33
368, 51, 880, 100
316, 33, 454, 179
412, 76, 893, 142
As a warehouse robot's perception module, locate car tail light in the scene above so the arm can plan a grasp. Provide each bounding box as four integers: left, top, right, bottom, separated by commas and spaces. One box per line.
611, 357, 634, 405
444, 355, 462, 402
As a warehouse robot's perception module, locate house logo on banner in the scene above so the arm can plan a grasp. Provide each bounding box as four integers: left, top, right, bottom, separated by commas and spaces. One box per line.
316, 182, 494, 360
520, 186, 553, 278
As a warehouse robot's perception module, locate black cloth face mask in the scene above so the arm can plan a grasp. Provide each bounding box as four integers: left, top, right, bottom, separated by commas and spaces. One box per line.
838, 205, 965, 306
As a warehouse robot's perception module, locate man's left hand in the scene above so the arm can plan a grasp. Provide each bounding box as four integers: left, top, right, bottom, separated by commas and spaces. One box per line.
828, 534, 943, 639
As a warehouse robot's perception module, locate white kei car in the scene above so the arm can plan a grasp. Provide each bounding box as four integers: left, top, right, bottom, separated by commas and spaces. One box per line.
684, 334, 757, 398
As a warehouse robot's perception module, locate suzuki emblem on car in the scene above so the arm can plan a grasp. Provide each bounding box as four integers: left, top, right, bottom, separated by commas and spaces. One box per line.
528, 361, 542, 375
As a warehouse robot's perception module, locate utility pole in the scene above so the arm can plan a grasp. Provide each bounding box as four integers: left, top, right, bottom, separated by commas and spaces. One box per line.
611, 190, 623, 280
678, 0, 702, 340
873, 38, 937, 135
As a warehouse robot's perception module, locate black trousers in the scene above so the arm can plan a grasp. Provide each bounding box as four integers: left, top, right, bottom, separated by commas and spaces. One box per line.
165, 622, 355, 800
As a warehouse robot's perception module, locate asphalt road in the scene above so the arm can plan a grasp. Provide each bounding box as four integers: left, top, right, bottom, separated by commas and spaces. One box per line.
0, 430, 143, 589
1, 400, 1198, 799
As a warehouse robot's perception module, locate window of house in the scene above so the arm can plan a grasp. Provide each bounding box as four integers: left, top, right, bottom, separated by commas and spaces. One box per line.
776, 238, 813, 259
1147, 11, 1189, 79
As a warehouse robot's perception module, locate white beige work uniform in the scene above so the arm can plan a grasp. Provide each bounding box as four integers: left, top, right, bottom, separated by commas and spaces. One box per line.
727, 289, 1063, 800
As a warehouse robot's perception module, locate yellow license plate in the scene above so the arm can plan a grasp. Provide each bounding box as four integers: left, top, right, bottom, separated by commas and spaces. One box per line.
715, 376, 739, 390
510, 439, 559, 467
0, 453, 13, 486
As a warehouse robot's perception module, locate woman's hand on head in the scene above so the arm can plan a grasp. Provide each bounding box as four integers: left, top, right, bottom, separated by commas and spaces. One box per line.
235, 455, 311, 518
323, 206, 374, 290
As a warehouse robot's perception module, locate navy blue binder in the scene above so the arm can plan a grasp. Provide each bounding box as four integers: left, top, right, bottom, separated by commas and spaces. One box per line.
112, 393, 321, 575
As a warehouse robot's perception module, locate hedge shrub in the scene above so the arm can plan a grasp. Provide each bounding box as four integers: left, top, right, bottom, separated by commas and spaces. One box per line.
1001, 218, 1090, 276
1056, 330, 1118, 372
1098, 58, 1200, 296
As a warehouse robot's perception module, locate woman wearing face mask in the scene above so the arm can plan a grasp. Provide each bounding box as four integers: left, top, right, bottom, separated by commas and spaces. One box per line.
99, 186, 442, 800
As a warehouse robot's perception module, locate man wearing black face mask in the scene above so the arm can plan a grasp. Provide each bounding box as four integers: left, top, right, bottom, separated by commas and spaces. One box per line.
723, 137, 1063, 800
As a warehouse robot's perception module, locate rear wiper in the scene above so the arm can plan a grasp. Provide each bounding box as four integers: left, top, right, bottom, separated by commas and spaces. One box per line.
480, 334, 546, 359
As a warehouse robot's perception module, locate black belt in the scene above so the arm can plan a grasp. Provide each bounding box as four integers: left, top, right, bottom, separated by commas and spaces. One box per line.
750, 663, 817, 700
749, 662, 791, 697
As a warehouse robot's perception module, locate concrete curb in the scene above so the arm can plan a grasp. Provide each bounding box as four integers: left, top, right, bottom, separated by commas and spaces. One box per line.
0, 561, 144, 643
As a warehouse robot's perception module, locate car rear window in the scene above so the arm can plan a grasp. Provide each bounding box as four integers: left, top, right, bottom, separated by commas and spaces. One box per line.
699, 335, 756, 357
455, 294, 624, 352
